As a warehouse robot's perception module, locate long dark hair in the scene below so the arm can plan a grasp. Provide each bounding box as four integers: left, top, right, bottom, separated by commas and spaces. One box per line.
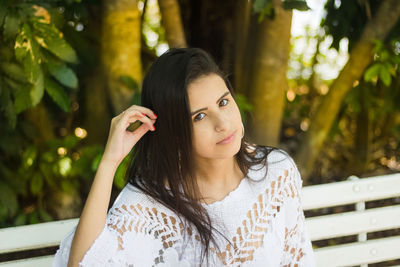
127, 47, 279, 264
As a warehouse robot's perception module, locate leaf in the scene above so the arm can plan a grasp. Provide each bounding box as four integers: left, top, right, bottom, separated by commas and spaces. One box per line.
58, 157, 72, 176
391, 55, 400, 65
0, 62, 28, 83
235, 94, 254, 112
282, 0, 310, 11
380, 50, 389, 61
15, 23, 30, 61
0, 127, 21, 157
364, 64, 381, 82
379, 67, 391, 87
0, 0, 7, 28
4, 76, 24, 91
14, 84, 32, 114
63, 134, 80, 149
0, 83, 17, 128
0, 162, 28, 196
14, 23, 44, 107
44, 77, 71, 112
28, 210, 39, 224
91, 153, 103, 172
30, 171, 44, 195
0, 46, 14, 61
0, 203, 7, 222
22, 145, 37, 169
44, 57, 78, 89
61, 180, 75, 194
130, 92, 141, 106
3, 10, 19, 40
14, 213, 27, 226
38, 209, 52, 222
120, 75, 139, 92
114, 157, 128, 189
24, 49, 44, 107
0, 181, 18, 216
39, 162, 55, 187
31, 19, 79, 64
252, 0, 272, 13
28, 71, 44, 107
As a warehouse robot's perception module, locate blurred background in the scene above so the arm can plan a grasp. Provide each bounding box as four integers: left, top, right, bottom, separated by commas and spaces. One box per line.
0, 0, 399, 240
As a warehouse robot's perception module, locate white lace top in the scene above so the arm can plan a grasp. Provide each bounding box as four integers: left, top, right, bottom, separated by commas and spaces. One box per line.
53, 149, 317, 266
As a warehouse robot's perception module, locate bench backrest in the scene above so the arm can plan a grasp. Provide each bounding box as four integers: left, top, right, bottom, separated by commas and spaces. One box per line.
302, 172, 400, 267
0, 172, 399, 266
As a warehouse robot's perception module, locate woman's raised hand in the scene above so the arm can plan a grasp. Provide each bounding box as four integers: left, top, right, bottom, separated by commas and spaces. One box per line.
67, 105, 157, 267
102, 105, 157, 167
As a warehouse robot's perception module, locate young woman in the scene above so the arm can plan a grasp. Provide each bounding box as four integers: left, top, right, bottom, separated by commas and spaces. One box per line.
53, 47, 316, 266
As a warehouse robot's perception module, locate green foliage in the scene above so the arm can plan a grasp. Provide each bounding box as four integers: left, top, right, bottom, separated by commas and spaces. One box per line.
0, 1, 79, 129
234, 93, 254, 124
282, 0, 310, 11
114, 155, 131, 190
120, 74, 141, 106
252, 0, 309, 22
44, 77, 72, 112
321, 0, 400, 52
0, 122, 104, 228
44, 55, 78, 89
364, 40, 400, 87
343, 38, 400, 146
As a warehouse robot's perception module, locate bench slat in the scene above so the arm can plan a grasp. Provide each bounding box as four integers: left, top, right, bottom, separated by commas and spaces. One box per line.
0, 219, 78, 254
306, 204, 400, 240
314, 235, 400, 266
0, 255, 53, 267
301, 173, 400, 210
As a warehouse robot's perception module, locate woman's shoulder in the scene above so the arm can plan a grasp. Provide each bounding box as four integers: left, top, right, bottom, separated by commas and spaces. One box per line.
106, 183, 183, 234
246, 144, 297, 171
246, 144, 301, 190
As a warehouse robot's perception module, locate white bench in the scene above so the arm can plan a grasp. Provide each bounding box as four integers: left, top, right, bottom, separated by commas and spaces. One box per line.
1, 172, 399, 266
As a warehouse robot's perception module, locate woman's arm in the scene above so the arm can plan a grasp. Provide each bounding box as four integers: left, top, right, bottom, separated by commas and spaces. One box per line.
67, 106, 157, 267
280, 156, 316, 266
66, 158, 118, 267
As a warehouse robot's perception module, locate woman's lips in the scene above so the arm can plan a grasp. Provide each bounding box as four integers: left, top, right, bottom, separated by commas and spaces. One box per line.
217, 130, 236, 144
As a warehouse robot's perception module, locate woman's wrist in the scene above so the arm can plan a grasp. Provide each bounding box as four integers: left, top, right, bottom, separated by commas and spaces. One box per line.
98, 155, 121, 172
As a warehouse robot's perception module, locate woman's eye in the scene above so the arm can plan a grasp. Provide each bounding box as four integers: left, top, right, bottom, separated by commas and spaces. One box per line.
193, 99, 230, 122
219, 99, 229, 106
194, 113, 205, 121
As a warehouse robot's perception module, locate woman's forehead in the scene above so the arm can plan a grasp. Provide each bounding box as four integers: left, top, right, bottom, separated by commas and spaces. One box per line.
187, 74, 227, 98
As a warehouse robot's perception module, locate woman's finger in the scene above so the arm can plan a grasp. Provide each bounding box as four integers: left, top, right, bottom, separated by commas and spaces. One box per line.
123, 110, 155, 131
125, 105, 157, 120
126, 121, 151, 140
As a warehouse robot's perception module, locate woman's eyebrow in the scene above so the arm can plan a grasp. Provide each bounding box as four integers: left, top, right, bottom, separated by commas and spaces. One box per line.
191, 91, 230, 115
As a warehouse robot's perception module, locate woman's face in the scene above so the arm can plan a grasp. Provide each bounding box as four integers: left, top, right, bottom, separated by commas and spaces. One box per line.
188, 73, 242, 160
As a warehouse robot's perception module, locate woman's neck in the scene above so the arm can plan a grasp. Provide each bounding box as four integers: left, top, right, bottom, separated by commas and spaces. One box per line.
194, 157, 245, 204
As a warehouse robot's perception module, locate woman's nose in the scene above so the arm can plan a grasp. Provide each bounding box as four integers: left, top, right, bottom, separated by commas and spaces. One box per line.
214, 115, 230, 132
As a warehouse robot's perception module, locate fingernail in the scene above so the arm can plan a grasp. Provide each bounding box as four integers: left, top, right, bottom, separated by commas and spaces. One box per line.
152, 125, 155, 130
153, 113, 157, 118
141, 113, 145, 116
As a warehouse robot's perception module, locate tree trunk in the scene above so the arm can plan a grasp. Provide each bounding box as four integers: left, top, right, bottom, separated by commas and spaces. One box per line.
295, 0, 400, 181
158, 0, 187, 48
102, 0, 142, 114
233, 0, 251, 96
178, 0, 236, 74
82, 4, 112, 145
353, 84, 370, 175
83, 66, 112, 145
23, 102, 55, 144
246, 0, 292, 146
